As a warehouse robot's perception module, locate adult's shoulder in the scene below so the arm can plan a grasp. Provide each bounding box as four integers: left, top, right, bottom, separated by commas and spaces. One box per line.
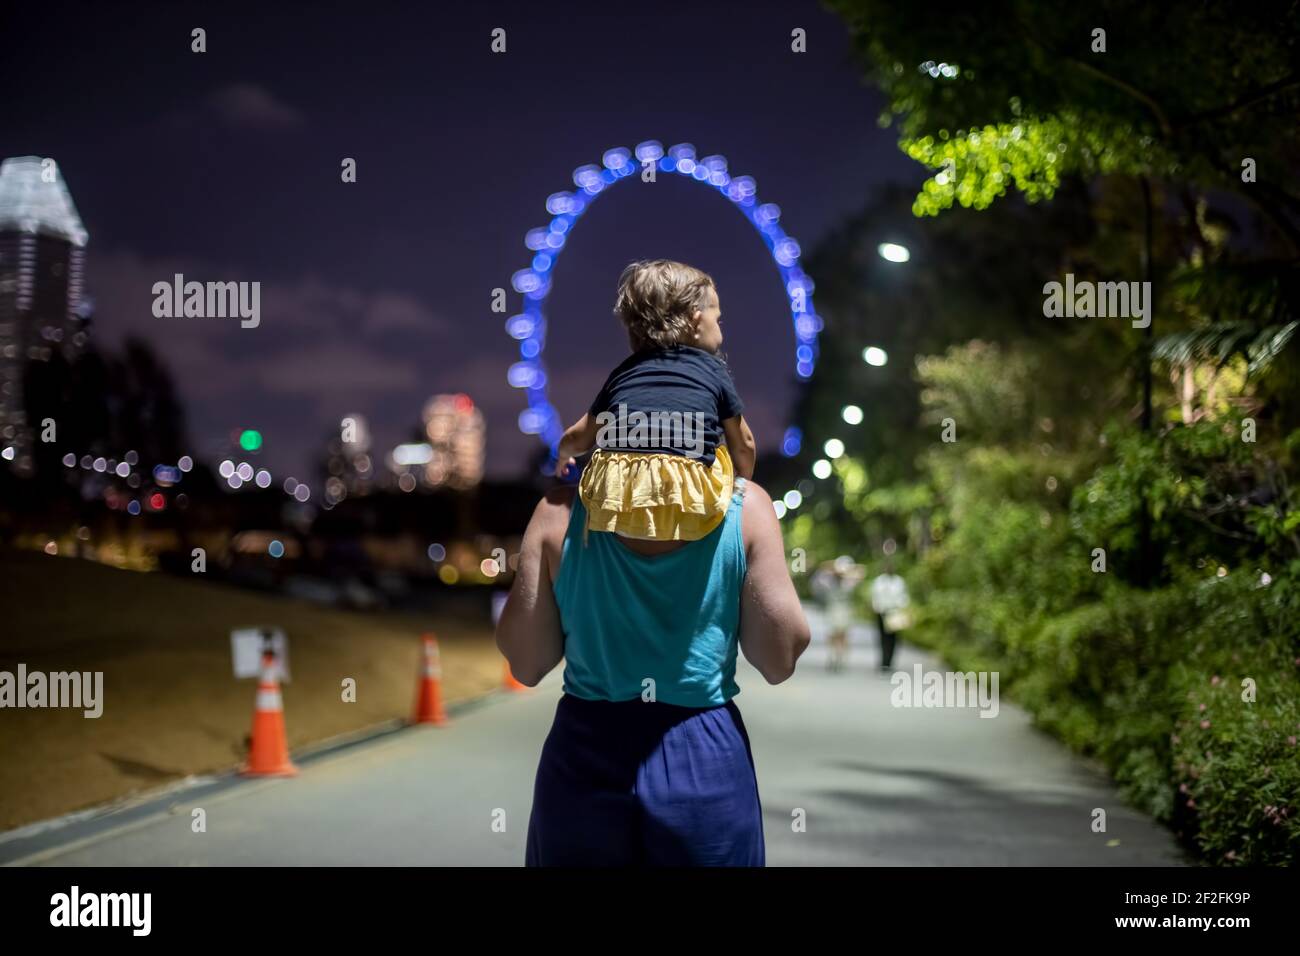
527, 485, 576, 562
739, 481, 779, 544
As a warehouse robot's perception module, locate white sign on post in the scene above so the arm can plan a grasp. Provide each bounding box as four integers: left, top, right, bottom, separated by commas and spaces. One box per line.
231, 627, 290, 681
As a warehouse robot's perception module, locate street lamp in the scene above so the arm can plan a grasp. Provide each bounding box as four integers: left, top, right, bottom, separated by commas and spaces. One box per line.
878, 242, 910, 263
862, 346, 888, 367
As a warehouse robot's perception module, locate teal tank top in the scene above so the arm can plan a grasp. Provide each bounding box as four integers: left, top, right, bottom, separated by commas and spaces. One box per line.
553, 480, 748, 707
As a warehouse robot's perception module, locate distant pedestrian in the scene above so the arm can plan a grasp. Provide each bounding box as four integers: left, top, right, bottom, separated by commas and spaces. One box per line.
869, 561, 910, 673
811, 556, 864, 673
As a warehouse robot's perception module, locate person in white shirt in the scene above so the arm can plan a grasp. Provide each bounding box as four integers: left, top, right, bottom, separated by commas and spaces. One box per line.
869, 561, 910, 673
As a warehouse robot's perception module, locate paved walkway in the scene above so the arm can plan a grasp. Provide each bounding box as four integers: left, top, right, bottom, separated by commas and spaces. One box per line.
3, 611, 1187, 866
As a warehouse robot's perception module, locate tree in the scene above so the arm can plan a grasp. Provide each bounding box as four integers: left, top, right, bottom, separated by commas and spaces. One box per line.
822, 0, 1300, 583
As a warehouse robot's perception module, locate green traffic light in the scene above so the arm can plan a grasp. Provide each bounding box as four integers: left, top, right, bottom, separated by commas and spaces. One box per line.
239, 429, 263, 452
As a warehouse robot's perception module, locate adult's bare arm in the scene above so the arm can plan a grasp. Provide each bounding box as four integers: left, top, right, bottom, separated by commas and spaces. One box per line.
738, 482, 810, 683
495, 491, 569, 685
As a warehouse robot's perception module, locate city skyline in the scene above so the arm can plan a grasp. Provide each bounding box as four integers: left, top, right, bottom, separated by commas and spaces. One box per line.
0, 1, 920, 481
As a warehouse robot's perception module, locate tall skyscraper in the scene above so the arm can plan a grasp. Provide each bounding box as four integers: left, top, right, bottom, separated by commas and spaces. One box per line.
0, 156, 90, 476
421, 393, 485, 490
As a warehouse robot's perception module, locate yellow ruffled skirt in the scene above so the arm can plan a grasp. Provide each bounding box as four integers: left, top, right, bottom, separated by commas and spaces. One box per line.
579, 444, 734, 542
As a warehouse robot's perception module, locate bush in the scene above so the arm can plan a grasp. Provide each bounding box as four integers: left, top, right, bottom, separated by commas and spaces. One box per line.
903, 407, 1300, 863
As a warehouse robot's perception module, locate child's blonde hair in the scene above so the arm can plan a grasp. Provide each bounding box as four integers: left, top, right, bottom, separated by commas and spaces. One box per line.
613, 259, 715, 351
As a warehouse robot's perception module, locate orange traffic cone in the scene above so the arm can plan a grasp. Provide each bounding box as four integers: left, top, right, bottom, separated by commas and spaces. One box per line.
413, 634, 449, 725
241, 651, 298, 776
503, 660, 529, 692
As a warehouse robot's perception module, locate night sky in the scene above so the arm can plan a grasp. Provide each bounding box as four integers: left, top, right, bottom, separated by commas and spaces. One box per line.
2, 0, 919, 480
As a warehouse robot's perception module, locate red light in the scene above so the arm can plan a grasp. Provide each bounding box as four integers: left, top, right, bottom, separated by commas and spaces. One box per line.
149, 493, 166, 511
455, 393, 473, 412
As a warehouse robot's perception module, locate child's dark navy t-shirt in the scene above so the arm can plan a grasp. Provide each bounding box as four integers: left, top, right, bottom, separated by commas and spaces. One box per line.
588, 346, 743, 468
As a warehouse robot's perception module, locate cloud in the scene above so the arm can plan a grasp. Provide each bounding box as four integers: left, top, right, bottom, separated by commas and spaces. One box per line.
84, 247, 443, 405
259, 343, 419, 394
86, 249, 447, 341
207, 83, 305, 130
363, 293, 444, 333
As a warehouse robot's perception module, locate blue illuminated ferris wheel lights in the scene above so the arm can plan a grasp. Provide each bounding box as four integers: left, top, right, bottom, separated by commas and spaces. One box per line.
602, 147, 632, 170
572, 164, 603, 189
508, 140, 823, 454
634, 141, 665, 163
511, 269, 543, 294
506, 315, 534, 339
518, 408, 546, 435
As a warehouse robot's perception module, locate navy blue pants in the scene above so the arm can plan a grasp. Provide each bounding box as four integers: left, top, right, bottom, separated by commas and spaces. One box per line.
525, 694, 765, 866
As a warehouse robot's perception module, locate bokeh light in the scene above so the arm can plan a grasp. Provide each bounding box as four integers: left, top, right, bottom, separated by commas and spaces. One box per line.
878, 242, 910, 263
862, 346, 888, 367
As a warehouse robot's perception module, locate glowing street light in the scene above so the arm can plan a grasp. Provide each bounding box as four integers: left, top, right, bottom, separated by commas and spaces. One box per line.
878, 242, 910, 263
862, 346, 888, 367
783, 489, 803, 510
812, 459, 833, 479
823, 438, 845, 459
841, 404, 864, 425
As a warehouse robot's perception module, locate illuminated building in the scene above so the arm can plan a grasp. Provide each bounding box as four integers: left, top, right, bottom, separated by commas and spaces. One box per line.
0, 156, 90, 476
322, 413, 374, 502
419, 393, 484, 490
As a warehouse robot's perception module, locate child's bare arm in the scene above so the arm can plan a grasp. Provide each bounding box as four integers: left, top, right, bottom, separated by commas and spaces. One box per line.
556, 413, 600, 476
723, 414, 756, 479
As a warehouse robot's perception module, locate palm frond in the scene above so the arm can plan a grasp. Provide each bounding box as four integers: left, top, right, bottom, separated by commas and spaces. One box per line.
1153, 319, 1297, 375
